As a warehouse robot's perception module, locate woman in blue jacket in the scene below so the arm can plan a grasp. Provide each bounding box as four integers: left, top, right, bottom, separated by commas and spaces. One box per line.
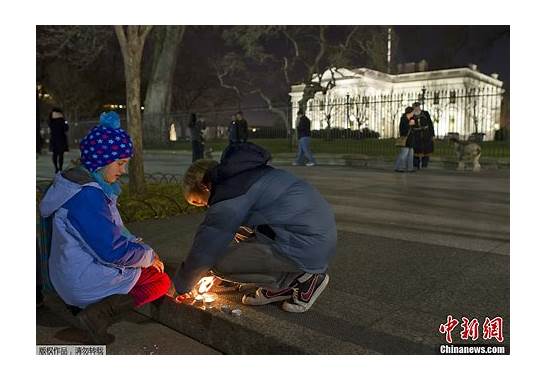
39, 112, 170, 344
172, 142, 336, 313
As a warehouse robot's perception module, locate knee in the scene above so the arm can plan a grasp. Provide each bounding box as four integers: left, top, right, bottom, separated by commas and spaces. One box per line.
157, 273, 172, 295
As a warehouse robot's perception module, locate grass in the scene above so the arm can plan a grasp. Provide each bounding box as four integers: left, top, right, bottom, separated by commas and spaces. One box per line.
117, 183, 202, 223
37, 182, 203, 224
146, 138, 510, 159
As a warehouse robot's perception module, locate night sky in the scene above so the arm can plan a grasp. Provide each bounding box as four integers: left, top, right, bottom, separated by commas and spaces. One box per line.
244, 25, 510, 125
395, 25, 509, 88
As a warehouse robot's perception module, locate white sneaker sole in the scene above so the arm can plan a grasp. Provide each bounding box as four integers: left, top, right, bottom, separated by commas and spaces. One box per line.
282, 274, 329, 313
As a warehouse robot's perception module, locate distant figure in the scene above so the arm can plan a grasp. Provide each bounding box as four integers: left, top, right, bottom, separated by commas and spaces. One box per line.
37, 92, 43, 155
169, 122, 178, 142
197, 116, 207, 139
394, 107, 416, 172
228, 114, 237, 142
412, 102, 435, 169
188, 113, 204, 162
48, 108, 69, 173
229, 111, 248, 144
292, 109, 316, 167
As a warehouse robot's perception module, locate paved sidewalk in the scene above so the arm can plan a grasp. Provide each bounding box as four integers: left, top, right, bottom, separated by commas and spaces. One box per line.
36, 293, 221, 355
127, 166, 509, 354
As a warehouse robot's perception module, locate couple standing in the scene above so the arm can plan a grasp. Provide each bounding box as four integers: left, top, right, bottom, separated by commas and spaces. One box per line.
394, 102, 435, 172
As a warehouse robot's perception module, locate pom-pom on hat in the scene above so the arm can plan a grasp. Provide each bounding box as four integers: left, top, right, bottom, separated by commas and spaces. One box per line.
79, 112, 133, 172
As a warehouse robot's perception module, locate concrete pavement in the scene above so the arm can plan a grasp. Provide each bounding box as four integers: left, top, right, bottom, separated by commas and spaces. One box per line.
127, 165, 509, 354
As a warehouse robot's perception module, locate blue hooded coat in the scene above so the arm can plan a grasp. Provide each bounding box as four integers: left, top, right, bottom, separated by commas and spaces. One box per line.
173, 143, 337, 293
39, 167, 154, 308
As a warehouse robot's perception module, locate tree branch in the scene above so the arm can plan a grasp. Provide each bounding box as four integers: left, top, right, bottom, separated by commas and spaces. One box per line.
139, 25, 154, 43
282, 57, 291, 85
114, 26, 128, 60
283, 30, 300, 57
215, 67, 242, 98
309, 26, 327, 77
342, 26, 359, 49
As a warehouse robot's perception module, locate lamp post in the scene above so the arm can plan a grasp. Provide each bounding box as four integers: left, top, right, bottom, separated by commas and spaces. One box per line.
346, 93, 350, 130
421, 86, 426, 108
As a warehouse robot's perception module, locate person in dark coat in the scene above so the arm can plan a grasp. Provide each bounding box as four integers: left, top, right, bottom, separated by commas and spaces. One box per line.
188, 113, 205, 162
229, 111, 248, 143
412, 102, 435, 169
172, 142, 336, 313
394, 107, 416, 172
48, 107, 69, 173
37, 92, 43, 155
293, 109, 316, 166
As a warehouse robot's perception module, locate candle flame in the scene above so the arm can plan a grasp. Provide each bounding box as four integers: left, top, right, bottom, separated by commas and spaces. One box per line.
197, 276, 215, 294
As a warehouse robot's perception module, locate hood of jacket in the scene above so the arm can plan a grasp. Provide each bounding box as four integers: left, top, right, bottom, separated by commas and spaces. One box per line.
39, 166, 97, 218
208, 142, 273, 205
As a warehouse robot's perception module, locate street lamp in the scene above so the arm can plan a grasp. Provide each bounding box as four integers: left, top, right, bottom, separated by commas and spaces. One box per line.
346, 93, 350, 130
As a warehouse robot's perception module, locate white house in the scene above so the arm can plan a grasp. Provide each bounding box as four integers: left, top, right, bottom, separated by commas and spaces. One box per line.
289, 64, 504, 140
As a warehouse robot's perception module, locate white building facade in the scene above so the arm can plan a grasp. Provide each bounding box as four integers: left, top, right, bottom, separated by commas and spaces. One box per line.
289, 65, 504, 140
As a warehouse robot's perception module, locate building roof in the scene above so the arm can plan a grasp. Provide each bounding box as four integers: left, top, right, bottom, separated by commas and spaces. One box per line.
291, 66, 503, 92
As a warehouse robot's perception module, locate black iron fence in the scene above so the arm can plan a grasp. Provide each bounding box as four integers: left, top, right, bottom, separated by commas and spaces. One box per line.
39, 89, 509, 159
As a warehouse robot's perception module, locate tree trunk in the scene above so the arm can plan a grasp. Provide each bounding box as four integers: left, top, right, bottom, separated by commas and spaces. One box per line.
143, 26, 185, 146
115, 25, 152, 195
125, 57, 146, 194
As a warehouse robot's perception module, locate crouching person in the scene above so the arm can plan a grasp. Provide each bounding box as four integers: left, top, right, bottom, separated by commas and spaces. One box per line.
39, 112, 171, 344
172, 142, 337, 313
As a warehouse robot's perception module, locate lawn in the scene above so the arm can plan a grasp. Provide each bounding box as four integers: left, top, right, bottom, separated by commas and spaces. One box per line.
146, 138, 510, 159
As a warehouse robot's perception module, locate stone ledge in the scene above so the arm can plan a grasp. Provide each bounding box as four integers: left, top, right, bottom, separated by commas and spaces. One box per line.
136, 285, 376, 355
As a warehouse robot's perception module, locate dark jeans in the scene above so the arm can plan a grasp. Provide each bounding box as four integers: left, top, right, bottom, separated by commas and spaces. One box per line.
52, 151, 64, 172
413, 155, 430, 169
191, 141, 204, 162
212, 237, 302, 290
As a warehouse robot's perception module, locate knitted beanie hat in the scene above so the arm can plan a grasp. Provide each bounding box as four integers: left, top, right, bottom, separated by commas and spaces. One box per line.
79, 112, 134, 172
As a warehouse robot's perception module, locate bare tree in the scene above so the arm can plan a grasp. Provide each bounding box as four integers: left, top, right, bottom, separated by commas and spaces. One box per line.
114, 25, 153, 194
37, 26, 118, 119
216, 25, 392, 133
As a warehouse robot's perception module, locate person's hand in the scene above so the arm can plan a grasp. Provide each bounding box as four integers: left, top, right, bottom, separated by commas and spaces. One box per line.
234, 231, 250, 243
150, 253, 164, 273
234, 226, 254, 243
409, 119, 415, 125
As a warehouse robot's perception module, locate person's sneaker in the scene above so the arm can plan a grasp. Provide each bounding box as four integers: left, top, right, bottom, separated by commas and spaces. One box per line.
242, 287, 294, 306
282, 273, 329, 313
292, 162, 299, 166
305, 162, 316, 167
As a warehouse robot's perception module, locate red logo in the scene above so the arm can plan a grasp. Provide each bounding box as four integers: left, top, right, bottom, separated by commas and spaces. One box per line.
483, 317, 504, 343
439, 315, 504, 343
460, 317, 480, 341
439, 315, 459, 344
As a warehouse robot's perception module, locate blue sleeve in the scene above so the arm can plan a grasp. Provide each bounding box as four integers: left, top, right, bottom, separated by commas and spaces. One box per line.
65, 187, 154, 268
172, 197, 250, 293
